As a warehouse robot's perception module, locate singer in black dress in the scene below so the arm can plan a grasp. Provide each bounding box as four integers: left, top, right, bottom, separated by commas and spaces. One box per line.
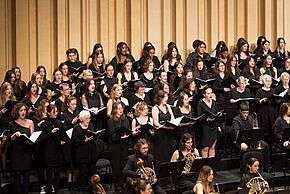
8, 103, 34, 194
152, 90, 175, 169
255, 74, 278, 139
72, 110, 98, 190
197, 87, 222, 158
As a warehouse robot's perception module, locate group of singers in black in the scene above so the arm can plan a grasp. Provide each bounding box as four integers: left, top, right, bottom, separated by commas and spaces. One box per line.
0, 36, 290, 194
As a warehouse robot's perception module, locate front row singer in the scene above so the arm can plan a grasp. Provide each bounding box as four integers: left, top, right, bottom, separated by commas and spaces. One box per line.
123, 138, 166, 194
108, 101, 131, 193
196, 87, 223, 158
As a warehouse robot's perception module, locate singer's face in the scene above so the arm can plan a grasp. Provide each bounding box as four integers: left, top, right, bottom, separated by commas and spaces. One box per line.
248, 58, 255, 68
114, 86, 123, 98
264, 77, 272, 88
141, 105, 149, 116
68, 99, 77, 111
163, 84, 170, 94
121, 45, 128, 55
137, 86, 145, 95
30, 83, 38, 95
281, 76, 289, 86
68, 53, 77, 62
238, 80, 246, 90
207, 170, 214, 182
125, 62, 132, 72
106, 65, 114, 77
148, 62, 154, 72
49, 108, 58, 118
116, 104, 124, 117
197, 61, 204, 71
204, 88, 213, 100
88, 80, 95, 92
172, 48, 177, 58
183, 94, 190, 106
82, 115, 91, 126
186, 71, 193, 79
249, 161, 259, 173
61, 64, 69, 76
159, 72, 167, 82
18, 106, 27, 119
189, 81, 196, 91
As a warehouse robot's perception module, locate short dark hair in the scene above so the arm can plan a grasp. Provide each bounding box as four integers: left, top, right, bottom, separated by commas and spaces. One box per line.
279, 102, 290, 116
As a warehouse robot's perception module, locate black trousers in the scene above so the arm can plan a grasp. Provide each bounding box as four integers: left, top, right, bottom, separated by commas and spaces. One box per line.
46, 166, 61, 194
110, 143, 129, 187
76, 162, 94, 189
14, 170, 30, 194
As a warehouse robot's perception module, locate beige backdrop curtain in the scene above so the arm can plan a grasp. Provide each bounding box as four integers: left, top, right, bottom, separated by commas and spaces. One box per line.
0, 0, 289, 82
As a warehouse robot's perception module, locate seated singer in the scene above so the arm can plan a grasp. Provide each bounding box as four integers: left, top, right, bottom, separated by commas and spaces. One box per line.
232, 102, 271, 172
123, 138, 166, 194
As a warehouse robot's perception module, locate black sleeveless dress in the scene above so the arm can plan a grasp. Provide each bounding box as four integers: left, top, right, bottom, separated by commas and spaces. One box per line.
153, 105, 174, 170
134, 116, 152, 142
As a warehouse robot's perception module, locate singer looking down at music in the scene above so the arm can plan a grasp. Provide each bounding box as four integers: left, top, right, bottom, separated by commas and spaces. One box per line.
107, 101, 131, 192
123, 138, 166, 194
72, 110, 98, 190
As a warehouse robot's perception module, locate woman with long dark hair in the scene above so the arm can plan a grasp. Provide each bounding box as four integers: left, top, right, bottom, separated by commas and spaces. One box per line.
109, 42, 135, 74
163, 44, 182, 73
21, 81, 43, 119
46, 69, 63, 101
81, 79, 104, 129
139, 42, 161, 73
